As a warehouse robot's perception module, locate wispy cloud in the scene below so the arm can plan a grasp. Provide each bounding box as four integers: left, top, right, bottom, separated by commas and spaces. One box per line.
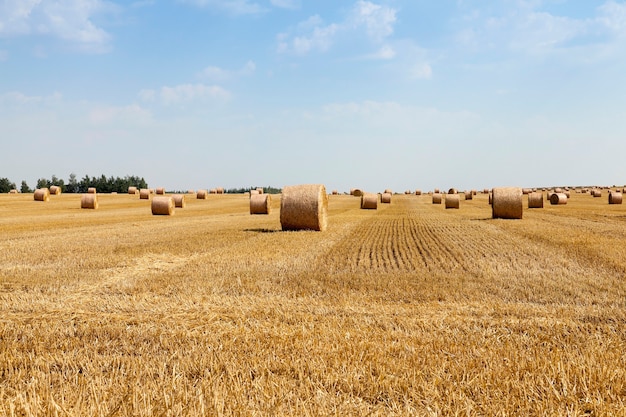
270, 0, 300, 10
89, 104, 152, 125
139, 84, 231, 105
177, 0, 265, 15
198, 60, 256, 82
277, 1, 397, 56
0, 91, 63, 106
0, 0, 116, 53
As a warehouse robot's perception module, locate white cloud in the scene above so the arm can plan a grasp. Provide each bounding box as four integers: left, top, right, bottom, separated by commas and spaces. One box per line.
0, 91, 63, 106
198, 60, 256, 81
270, 0, 299, 10
88, 104, 152, 125
411, 63, 433, 79
178, 0, 265, 15
598, 1, 626, 36
0, 0, 115, 52
139, 84, 231, 105
350, 0, 396, 42
369, 44, 395, 59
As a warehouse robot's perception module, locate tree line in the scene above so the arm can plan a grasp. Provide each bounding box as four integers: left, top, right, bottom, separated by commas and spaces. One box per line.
0, 174, 148, 194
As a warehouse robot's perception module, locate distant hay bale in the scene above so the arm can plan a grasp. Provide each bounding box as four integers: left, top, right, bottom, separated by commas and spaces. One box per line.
522, 188, 532, 195
139, 189, 150, 199
434, 188, 440, 194
550, 193, 568, 205
250, 193, 271, 214
332, 190, 338, 195
488, 192, 492, 205
564, 191, 571, 198
351, 188, 363, 197
361, 192, 378, 209
609, 192, 623, 205
448, 188, 457, 194
9, 189, 18, 194
528, 192, 544, 209
210, 189, 217, 194
87, 187, 96, 194
34, 188, 50, 202
128, 186, 138, 195
216, 187, 225, 194
464, 191, 473, 200
172, 194, 186, 208
197, 189, 208, 199
156, 187, 165, 195
256, 188, 264, 194
80, 193, 98, 209
187, 189, 195, 194
49, 185, 61, 195
280, 184, 328, 231
381, 192, 392, 204
432, 193, 442, 204
384, 189, 393, 194
250, 189, 260, 196
415, 190, 422, 195
592, 189, 602, 198
492, 187, 523, 219
445, 194, 460, 209
404, 190, 411, 195
151, 196, 174, 215
483, 189, 490, 194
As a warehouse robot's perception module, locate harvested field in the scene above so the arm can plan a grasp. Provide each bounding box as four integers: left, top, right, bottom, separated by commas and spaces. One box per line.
0, 192, 625, 416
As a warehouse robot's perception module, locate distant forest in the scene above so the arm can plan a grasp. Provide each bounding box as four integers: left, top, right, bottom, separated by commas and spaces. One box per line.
0, 174, 281, 194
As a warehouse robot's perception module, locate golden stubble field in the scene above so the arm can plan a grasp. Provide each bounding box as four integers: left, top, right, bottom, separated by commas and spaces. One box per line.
0, 191, 625, 416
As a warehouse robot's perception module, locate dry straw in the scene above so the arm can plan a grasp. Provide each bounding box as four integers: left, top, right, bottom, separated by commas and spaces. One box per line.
445, 193, 460, 209
156, 187, 165, 195
528, 192, 544, 209
128, 186, 138, 195
87, 187, 96, 194
80, 194, 98, 209
361, 192, 378, 210
250, 193, 271, 214
550, 193, 568, 205
432, 193, 442, 204
381, 192, 392, 204
49, 185, 61, 195
197, 189, 208, 199
139, 189, 150, 200
172, 194, 186, 208
280, 184, 328, 231
34, 188, 50, 202
492, 187, 523, 219
609, 191, 623, 205
151, 196, 174, 215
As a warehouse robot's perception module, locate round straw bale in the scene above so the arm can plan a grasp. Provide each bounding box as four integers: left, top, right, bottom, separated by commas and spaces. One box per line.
415, 190, 422, 195
448, 188, 457, 194
445, 194, 460, 209
434, 188, 440, 194
156, 187, 165, 195
352, 189, 363, 197
172, 194, 186, 208
522, 188, 532, 195
528, 192, 544, 209
151, 196, 174, 215
464, 191, 473, 200
250, 189, 260, 196
128, 186, 138, 195
9, 189, 18, 194
197, 189, 208, 199
432, 193, 442, 204
592, 189, 602, 197
81, 193, 98, 209
381, 192, 392, 204
488, 192, 492, 205
609, 191, 623, 205
210, 189, 217, 194
34, 188, 50, 202
361, 192, 378, 209
483, 189, 490, 194
256, 188, 264, 194
549, 193, 568, 205
332, 190, 338, 195
187, 189, 195, 194
49, 185, 61, 195
492, 187, 523, 219
384, 189, 393, 194
139, 188, 150, 199
564, 191, 571, 198
280, 184, 328, 231
217, 187, 225, 194
250, 193, 271, 214
87, 187, 96, 194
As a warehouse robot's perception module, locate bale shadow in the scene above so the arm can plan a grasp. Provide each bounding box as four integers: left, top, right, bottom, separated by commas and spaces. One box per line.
244, 228, 281, 233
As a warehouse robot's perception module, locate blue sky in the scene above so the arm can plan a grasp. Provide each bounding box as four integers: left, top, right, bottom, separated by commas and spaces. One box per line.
2, 0, 626, 192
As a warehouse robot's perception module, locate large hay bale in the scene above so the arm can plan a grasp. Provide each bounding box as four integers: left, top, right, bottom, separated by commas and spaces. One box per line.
549, 193, 568, 205
172, 194, 186, 208
128, 186, 138, 195
197, 189, 208, 199
361, 192, 378, 210
250, 193, 271, 214
34, 188, 50, 202
445, 194, 460, 209
151, 196, 174, 215
156, 187, 165, 195
492, 187, 523, 219
81, 193, 98, 209
609, 191, 623, 205
49, 185, 61, 195
139, 189, 150, 200
87, 187, 97, 194
280, 184, 328, 231
381, 192, 392, 204
432, 193, 442, 204
592, 189, 602, 197
528, 192, 544, 209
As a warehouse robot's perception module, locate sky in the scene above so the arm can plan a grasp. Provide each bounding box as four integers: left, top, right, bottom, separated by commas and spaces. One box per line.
2, 0, 626, 193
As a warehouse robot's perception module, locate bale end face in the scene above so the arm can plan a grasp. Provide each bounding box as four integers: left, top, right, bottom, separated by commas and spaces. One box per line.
172, 194, 186, 208
445, 194, 460, 209
280, 184, 328, 231
361, 193, 378, 210
81, 194, 98, 209
380, 192, 392, 204
151, 196, 174, 215
250, 193, 271, 214
492, 187, 523, 219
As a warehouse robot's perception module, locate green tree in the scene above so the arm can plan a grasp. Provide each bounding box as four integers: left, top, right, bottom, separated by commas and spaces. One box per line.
66, 173, 79, 193
0, 177, 16, 193
20, 181, 31, 193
